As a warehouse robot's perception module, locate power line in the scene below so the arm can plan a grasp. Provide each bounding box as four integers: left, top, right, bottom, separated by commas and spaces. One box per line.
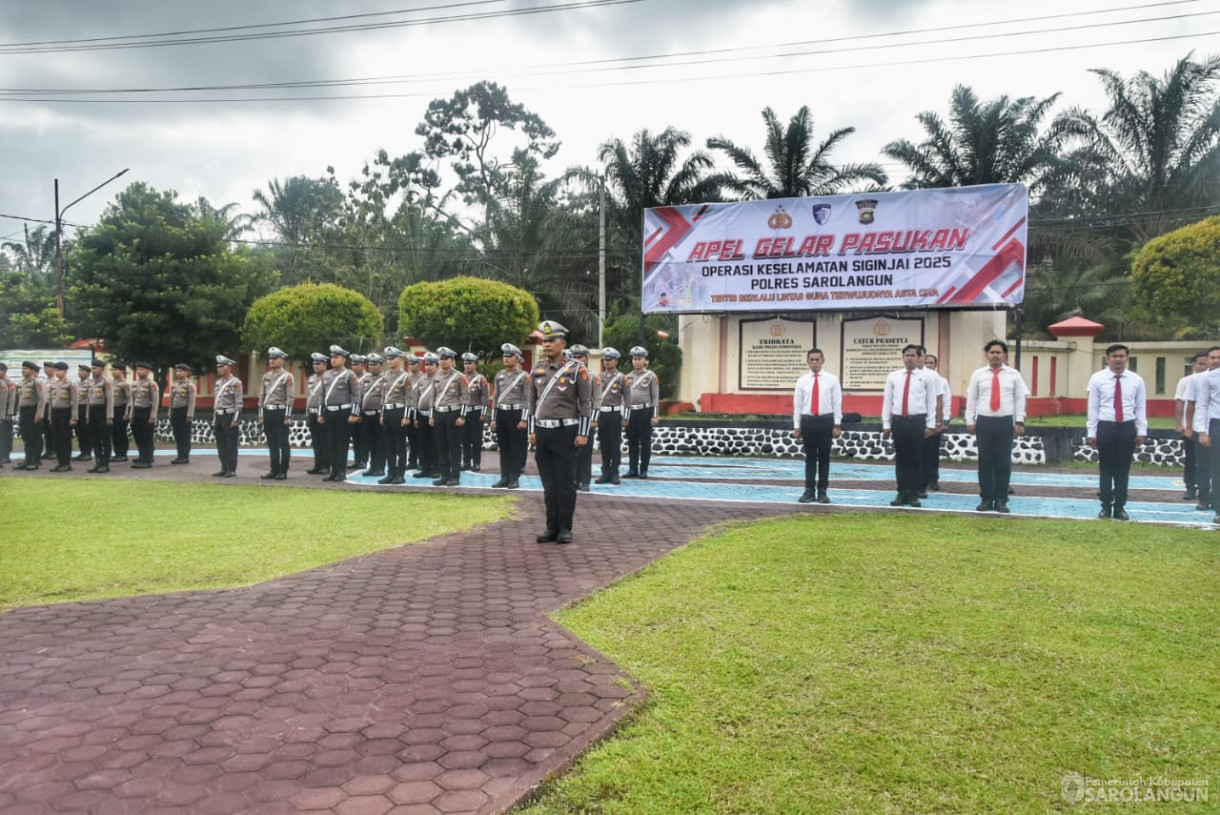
0, 0, 643, 55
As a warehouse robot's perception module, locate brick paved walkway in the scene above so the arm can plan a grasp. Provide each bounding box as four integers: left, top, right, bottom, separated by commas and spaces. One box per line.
0, 474, 792, 814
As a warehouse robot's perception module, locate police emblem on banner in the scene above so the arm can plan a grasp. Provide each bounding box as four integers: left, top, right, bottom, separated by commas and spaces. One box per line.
812, 203, 831, 224
855, 199, 878, 225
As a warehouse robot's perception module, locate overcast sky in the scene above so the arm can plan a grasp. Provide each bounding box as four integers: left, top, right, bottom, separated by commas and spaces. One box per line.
1, 0, 1216, 246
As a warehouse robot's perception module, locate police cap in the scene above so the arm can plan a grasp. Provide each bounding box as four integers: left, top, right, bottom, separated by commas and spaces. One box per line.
570, 344, 589, 357
366, 353, 385, 364
536, 321, 568, 340
329, 345, 349, 358
383, 346, 404, 358
310, 352, 329, 364
175, 363, 193, 372
630, 346, 648, 358
602, 347, 621, 360
216, 355, 236, 367
267, 346, 286, 359
436, 346, 456, 359
423, 352, 440, 364
54, 361, 70, 371
501, 343, 524, 358
461, 352, 478, 363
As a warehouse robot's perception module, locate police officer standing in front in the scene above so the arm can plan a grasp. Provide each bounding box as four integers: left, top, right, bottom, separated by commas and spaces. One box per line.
213, 355, 244, 478
74, 363, 93, 461
259, 347, 294, 480
318, 345, 362, 482
491, 343, 529, 489
430, 347, 469, 487
129, 362, 159, 468
16, 361, 46, 468
305, 352, 329, 474
594, 348, 626, 485
379, 347, 411, 484
622, 346, 659, 478
168, 363, 197, 465
350, 354, 371, 471
47, 362, 79, 471
359, 352, 387, 478
461, 352, 489, 472
86, 359, 115, 473
527, 321, 592, 544
110, 363, 132, 462
411, 352, 439, 479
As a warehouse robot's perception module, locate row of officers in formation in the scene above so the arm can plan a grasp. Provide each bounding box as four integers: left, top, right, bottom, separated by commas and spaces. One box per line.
791, 339, 1153, 521
0, 322, 654, 544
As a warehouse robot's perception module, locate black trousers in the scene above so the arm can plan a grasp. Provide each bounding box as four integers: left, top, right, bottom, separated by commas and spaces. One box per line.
433, 409, 461, 482
215, 415, 240, 473
171, 407, 192, 460
597, 409, 622, 476
975, 415, 1014, 502
89, 405, 111, 464
307, 412, 329, 471
383, 408, 407, 475
19, 406, 41, 463
405, 418, 420, 468
264, 407, 290, 474
626, 410, 654, 474
131, 407, 154, 464
112, 406, 130, 458
1097, 420, 1137, 508
921, 431, 942, 489
51, 407, 73, 466
324, 408, 353, 479
799, 413, 834, 492
494, 409, 527, 478
76, 404, 92, 457
891, 414, 927, 499
41, 408, 53, 457
359, 412, 384, 472
576, 430, 594, 487
352, 413, 369, 467
536, 425, 579, 533
415, 412, 435, 475
461, 409, 484, 468
1182, 433, 1197, 490
0, 418, 11, 463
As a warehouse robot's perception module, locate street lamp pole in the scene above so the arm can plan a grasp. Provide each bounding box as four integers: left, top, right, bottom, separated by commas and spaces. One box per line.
55, 168, 130, 318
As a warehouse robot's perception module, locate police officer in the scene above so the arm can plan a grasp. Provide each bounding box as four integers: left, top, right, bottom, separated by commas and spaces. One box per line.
404, 355, 423, 471
16, 361, 46, 468
305, 352, 330, 474
319, 345, 362, 482
74, 363, 93, 460
570, 345, 600, 492
461, 352, 489, 472
623, 346, 660, 479
350, 354, 371, 470
168, 363, 197, 465
0, 363, 14, 467
431, 347, 470, 487
360, 353, 387, 477
47, 362, 79, 471
40, 361, 55, 459
259, 347, 294, 480
129, 362, 160, 468
213, 355, 244, 478
527, 321, 592, 544
411, 352, 440, 479
595, 348, 626, 484
380, 347, 412, 484
110, 363, 132, 462
86, 359, 115, 473
491, 343, 529, 489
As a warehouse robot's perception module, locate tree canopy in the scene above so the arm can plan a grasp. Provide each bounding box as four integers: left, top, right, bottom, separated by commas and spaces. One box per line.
1130, 216, 1220, 336
242, 283, 384, 361
399, 277, 538, 357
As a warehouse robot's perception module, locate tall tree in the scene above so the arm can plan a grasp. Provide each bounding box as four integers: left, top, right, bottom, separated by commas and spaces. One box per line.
883, 86, 1077, 194
1056, 53, 1220, 240
68, 182, 277, 373
251, 174, 345, 279
2, 224, 57, 279
710, 106, 887, 199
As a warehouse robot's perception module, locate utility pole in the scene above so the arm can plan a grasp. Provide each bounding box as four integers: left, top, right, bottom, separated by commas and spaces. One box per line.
598, 175, 606, 349
55, 168, 130, 318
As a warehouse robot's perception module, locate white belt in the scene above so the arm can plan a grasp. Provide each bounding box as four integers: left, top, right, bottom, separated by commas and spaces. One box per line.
535, 418, 579, 428
215, 408, 237, 416
264, 405, 287, 410
434, 405, 458, 413
632, 402, 655, 409
419, 409, 433, 417
383, 403, 406, 410
308, 407, 321, 415
325, 404, 353, 412
497, 403, 523, 410
362, 410, 380, 416
598, 406, 622, 413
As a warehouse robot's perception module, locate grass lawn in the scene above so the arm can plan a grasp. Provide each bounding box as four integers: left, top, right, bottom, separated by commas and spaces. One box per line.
0, 480, 514, 611
521, 514, 1219, 814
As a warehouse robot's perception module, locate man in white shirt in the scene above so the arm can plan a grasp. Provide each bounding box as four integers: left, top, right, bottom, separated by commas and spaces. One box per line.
965, 340, 1027, 513
1087, 344, 1148, 521
921, 352, 952, 494
1182, 347, 1220, 509
1190, 348, 1220, 524
882, 344, 938, 507
1175, 350, 1209, 501
792, 348, 843, 504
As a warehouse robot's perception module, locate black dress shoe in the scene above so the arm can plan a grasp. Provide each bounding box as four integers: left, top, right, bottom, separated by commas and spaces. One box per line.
594, 475, 613, 485
907, 497, 922, 508
130, 462, 150, 469
50, 464, 68, 472
491, 478, 509, 488
1113, 507, 1130, 521
377, 474, 395, 484
362, 470, 385, 478
74, 453, 91, 461
212, 470, 227, 477
536, 529, 559, 543
928, 482, 941, 491
412, 471, 433, 479
460, 464, 471, 471
639, 471, 648, 479
610, 477, 620, 485
890, 496, 906, 507
470, 465, 480, 472
260, 472, 276, 480
556, 529, 573, 544
577, 483, 590, 492
976, 501, 994, 512
623, 471, 639, 479
1183, 490, 1198, 500
223, 471, 236, 478
111, 456, 128, 463
390, 475, 405, 485
41, 452, 55, 459
817, 492, 830, 504
170, 458, 188, 465
347, 462, 361, 470
432, 478, 448, 486
275, 473, 287, 480
916, 489, 928, 499
306, 466, 327, 474
507, 478, 520, 489
445, 478, 460, 487
87, 464, 101, 473
995, 502, 1011, 514
1196, 502, 1212, 511
797, 490, 815, 504
96, 465, 110, 473
1098, 507, 1112, 520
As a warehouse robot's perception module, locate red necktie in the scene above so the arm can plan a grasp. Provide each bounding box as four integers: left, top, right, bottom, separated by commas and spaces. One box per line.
810, 373, 819, 415
990, 368, 1002, 412
901, 371, 911, 416
1114, 375, 1123, 422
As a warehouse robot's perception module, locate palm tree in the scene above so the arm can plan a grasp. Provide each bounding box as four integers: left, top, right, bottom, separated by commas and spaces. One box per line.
883, 86, 1078, 194
1055, 53, 1220, 241
2, 224, 57, 280
708, 106, 887, 199
195, 197, 253, 243
252, 175, 345, 279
